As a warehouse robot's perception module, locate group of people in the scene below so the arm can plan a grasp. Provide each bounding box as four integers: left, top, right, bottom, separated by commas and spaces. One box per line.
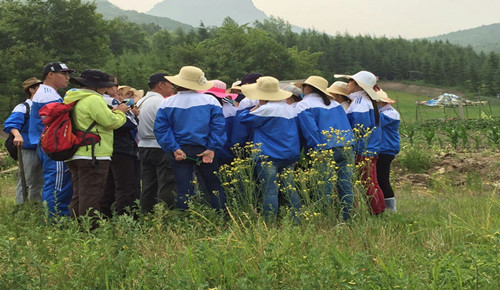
3, 62, 400, 223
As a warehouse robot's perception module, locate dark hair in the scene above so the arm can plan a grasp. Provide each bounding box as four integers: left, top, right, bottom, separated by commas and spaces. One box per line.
309, 85, 330, 106
207, 93, 224, 106
370, 98, 380, 126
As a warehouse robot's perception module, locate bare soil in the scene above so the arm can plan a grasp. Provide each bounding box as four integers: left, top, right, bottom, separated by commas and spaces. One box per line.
394, 151, 500, 194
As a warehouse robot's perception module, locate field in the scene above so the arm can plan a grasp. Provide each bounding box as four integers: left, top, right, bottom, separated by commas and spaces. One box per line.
1, 83, 500, 288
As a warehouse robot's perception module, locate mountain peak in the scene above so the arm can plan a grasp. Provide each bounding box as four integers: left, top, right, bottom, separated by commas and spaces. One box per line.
147, 0, 268, 27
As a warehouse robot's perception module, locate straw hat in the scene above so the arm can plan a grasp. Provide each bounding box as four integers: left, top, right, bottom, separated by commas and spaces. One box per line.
375, 89, 395, 104
118, 85, 132, 94
130, 88, 144, 99
199, 80, 237, 99
166, 66, 213, 91
22, 77, 42, 93
293, 76, 330, 96
334, 71, 383, 101
326, 81, 348, 97
241, 76, 292, 101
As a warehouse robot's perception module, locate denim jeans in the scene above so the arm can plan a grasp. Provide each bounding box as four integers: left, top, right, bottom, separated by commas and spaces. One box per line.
255, 160, 301, 218
333, 147, 354, 220
170, 145, 226, 210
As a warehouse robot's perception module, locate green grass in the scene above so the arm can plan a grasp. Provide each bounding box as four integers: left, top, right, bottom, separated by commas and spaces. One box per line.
0, 177, 499, 288
387, 90, 500, 123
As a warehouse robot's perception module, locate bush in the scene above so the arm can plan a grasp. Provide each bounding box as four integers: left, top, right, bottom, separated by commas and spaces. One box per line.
397, 147, 432, 173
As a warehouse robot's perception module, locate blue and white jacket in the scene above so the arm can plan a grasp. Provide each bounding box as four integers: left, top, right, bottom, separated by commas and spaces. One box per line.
238, 101, 300, 163
3, 99, 35, 150
154, 91, 226, 153
231, 97, 259, 147
379, 104, 400, 156
296, 93, 354, 150
346, 91, 381, 156
217, 102, 237, 164
28, 84, 62, 147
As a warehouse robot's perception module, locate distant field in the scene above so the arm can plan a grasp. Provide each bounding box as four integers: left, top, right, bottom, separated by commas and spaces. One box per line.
385, 90, 500, 123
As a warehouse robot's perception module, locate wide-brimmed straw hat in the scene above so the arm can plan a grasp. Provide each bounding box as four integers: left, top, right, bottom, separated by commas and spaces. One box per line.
326, 81, 348, 97
22, 77, 42, 93
334, 71, 383, 101
166, 66, 213, 91
376, 89, 395, 104
118, 85, 132, 94
199, 80, 237, 99
293, 76, 330, 96
131, 88, 144, 99
241, 76, 292, 101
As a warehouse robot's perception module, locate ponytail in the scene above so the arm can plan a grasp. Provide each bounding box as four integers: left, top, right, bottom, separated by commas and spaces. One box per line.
370, 98, 380, 126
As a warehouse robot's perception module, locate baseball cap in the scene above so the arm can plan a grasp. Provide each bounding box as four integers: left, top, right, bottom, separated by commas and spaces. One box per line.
148, 73, 169, 87
42, 62, 76, 77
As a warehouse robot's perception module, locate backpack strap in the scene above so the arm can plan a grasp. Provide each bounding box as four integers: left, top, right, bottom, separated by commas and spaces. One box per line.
79, 121, 98, 166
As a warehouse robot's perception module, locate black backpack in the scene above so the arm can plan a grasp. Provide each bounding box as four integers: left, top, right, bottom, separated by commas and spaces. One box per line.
4, 102, 30, 160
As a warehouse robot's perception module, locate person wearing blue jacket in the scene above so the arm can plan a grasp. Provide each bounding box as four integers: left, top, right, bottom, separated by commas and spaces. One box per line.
295, 76, 355, 220
154, 66, 227, 210
199, 80, 238, 165
237, 76, 301, 218
376, 90, 400, 212
28, 62, 75, 216
3, 77, 44, 204
334, 70, 386, 215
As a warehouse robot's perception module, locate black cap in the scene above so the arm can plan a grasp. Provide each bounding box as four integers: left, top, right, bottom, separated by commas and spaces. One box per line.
70, 69, 117, 88
240, 73, 263, 85
42, 62, 76, 77
148, 73, 169, 87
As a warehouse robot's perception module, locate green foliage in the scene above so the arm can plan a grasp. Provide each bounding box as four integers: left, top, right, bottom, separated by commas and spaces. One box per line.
398, 146, 432, 173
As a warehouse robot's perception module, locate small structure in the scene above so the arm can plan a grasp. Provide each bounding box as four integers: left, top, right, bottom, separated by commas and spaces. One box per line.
417, 93, 487, 107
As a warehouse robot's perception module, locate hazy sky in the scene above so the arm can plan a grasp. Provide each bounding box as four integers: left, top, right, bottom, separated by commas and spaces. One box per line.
107, 0, 500, 38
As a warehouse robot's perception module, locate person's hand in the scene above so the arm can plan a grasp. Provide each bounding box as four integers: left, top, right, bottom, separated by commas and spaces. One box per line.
174, 149, 186, 161
197, 150, 215, 164
13, 134, 24, 147
131, 106, 140, 116
112, 103, 130, 113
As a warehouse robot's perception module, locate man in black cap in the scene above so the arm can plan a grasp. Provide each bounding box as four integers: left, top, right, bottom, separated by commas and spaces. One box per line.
28, 62, 75, 216
136, 73, 177, 212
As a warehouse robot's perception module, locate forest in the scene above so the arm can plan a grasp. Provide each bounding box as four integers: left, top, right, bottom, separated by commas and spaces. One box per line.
1, 0, 500, 120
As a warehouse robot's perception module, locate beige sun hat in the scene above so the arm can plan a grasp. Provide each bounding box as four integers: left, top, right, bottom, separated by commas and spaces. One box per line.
293, 76, 330, 96
22, 77, 42, 93
241, 76, 292, 101
130, 88, 144, 99
326, 81, 348, 97
334, 71, 383, 101
376, 89, 395, 104
166, 66, 213, 91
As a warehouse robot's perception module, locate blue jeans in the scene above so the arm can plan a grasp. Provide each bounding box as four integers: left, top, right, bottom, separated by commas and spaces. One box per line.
332, 147, 354, 220
255, 160, 301, 217
170, 145, 226, 210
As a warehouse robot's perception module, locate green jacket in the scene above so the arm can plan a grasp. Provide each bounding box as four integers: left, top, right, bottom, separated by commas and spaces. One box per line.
63, 89, 126, 157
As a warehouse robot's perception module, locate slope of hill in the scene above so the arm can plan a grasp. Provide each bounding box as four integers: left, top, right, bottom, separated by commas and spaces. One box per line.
426, 23, 500, 54
146, 0, 268, 27
91, 0, 193, 31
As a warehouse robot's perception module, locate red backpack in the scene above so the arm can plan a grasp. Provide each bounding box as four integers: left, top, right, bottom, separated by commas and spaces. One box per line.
39, 101, 100, 161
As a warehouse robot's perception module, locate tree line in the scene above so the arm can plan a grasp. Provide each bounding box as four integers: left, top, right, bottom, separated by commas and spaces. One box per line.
1, 0, 499, 121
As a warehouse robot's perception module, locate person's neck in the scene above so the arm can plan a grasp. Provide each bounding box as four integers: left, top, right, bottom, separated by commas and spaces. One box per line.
43, 81, 59, 91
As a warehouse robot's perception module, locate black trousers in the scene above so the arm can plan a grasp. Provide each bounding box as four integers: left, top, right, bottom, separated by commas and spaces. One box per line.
376, 154, 395, 199
101, 152, 136, 216
139, 147, 177, 212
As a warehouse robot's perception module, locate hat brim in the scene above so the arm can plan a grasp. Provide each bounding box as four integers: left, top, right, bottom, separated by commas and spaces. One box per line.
70, 77, 117, 89
326, 87, 348, 97
293, 81, 331, 97
200, 90, 238, 99
334, 74, 382, 101
166, 75, 213, 91
23, 81, 43, 92
241, 84, 292, 101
